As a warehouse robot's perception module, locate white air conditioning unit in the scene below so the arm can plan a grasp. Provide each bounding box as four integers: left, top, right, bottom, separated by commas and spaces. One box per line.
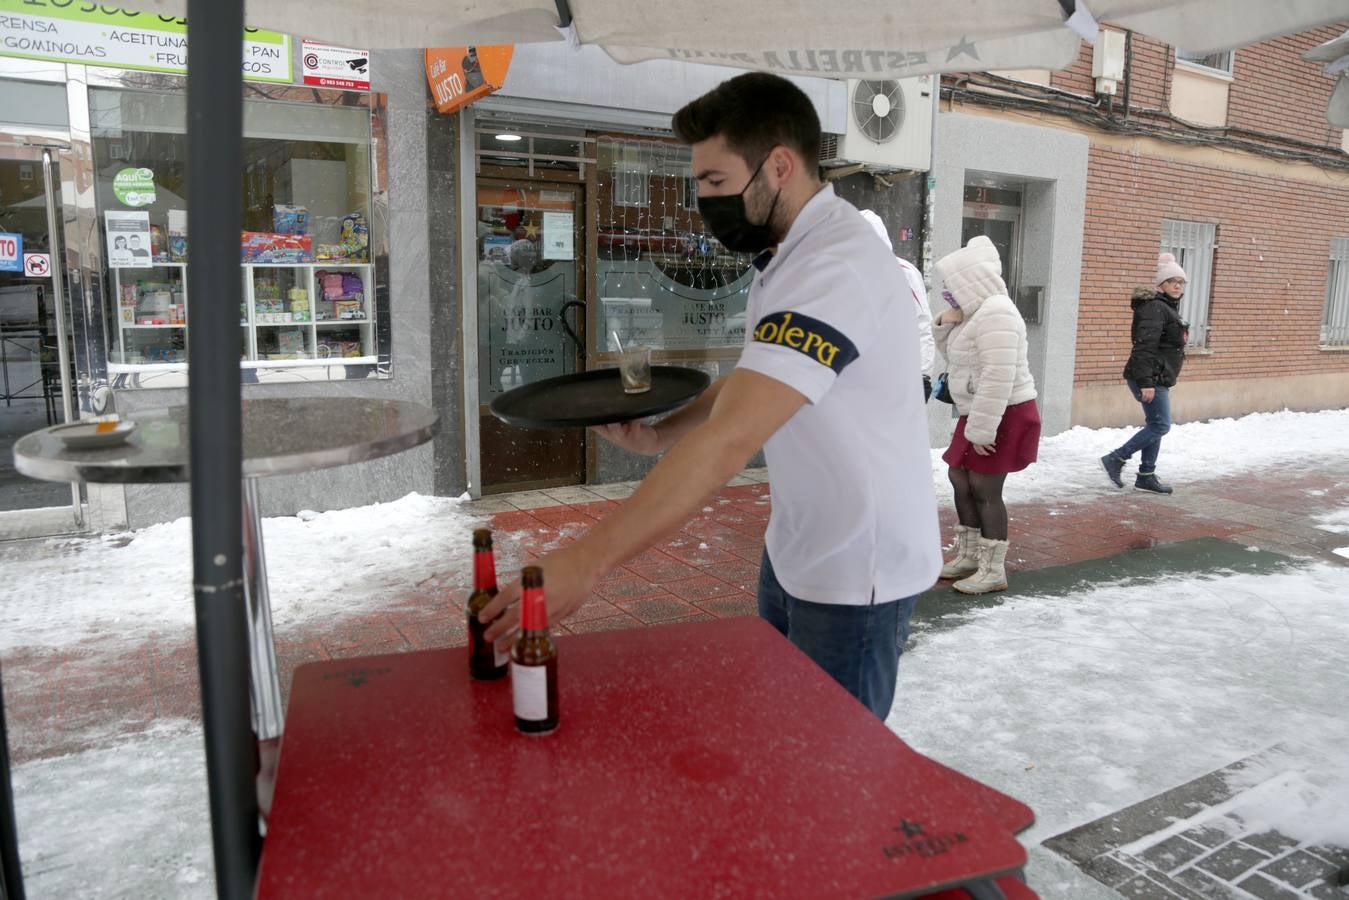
820, 76, 935, 172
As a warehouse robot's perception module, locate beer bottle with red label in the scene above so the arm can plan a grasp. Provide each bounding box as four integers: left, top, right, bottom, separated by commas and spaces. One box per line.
467, 529, 508, 680
511, 565, 559, 734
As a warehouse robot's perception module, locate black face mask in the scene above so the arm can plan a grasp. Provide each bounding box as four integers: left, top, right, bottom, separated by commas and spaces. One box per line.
696, 154, 782, 255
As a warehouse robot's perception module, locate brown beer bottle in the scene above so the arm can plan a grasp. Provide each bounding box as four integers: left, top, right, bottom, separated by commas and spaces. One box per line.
511, 565, 559, 734
467, 529, 508, 680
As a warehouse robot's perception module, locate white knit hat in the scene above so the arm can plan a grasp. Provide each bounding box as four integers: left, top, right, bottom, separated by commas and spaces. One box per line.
1156, 252, 1187, 285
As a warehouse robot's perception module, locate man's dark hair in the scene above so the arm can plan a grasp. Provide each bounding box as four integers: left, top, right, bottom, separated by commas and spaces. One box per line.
673, 72, 821, 171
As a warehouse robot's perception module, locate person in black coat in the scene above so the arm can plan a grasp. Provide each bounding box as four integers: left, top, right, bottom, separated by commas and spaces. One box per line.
1100, 253, 1189, 494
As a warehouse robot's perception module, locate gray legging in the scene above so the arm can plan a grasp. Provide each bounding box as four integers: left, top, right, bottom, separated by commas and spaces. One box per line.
948, 467, 1008, 541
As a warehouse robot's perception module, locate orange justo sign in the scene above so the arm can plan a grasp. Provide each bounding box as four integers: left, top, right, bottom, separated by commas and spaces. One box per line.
425, 45, 514, 114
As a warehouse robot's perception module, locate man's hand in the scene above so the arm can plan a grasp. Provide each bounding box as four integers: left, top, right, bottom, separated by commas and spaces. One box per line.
480, 543, 600, 644
591, 375, 726, 458
591, 420, 661, 456
972, 442, 997, 456
1140, 387, 1156, 403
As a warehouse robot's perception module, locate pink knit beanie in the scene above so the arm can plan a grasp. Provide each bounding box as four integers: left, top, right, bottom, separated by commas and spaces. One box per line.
1156, 252, 1187, 285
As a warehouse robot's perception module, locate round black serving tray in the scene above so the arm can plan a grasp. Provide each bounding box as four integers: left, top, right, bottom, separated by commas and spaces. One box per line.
489, 366, 711, 429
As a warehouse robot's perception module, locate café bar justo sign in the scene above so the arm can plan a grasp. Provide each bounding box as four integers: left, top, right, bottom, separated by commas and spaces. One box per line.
0, 0, 292, 83
425, 44, 513, 115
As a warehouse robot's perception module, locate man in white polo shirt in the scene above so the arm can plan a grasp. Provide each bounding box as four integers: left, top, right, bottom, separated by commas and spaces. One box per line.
482, 72, 941, 720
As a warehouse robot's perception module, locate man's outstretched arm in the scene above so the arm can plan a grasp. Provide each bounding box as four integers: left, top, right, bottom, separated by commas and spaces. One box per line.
482, 368, 805, 640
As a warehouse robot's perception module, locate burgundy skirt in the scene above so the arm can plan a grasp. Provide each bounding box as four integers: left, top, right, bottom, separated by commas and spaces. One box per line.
942, 399, 1042, 474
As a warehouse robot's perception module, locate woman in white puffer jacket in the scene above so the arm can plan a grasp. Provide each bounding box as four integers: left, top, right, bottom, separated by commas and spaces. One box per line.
931, 235, 1039, 595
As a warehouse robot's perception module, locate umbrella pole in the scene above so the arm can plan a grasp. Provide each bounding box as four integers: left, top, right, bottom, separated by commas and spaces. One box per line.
185, 0, 260, 896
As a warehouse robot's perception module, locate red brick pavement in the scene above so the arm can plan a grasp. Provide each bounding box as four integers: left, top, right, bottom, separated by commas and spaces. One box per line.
4, 471, 1349, 764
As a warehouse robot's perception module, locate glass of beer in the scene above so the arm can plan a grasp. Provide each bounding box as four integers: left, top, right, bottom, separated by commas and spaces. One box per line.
618, 346, 652, 394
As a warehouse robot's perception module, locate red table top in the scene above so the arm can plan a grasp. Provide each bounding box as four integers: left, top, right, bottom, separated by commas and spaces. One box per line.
258, 617, 1034, 899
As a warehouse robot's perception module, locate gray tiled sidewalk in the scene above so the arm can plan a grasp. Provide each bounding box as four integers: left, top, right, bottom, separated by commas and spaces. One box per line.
1044, 746, 1349, 898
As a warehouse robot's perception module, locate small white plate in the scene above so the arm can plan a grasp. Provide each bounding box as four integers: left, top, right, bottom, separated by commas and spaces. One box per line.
51, 420, 136, 450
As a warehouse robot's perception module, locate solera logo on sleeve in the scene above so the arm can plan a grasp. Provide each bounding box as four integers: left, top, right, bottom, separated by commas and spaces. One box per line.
752, 311, 860, 374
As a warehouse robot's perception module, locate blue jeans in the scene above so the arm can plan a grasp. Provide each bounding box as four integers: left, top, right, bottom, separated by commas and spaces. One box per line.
1112, 379, 1172, 475
757, 549, 918, 721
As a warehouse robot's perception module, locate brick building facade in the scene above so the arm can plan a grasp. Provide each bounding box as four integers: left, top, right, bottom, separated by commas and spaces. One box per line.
943, 23, 1349, 427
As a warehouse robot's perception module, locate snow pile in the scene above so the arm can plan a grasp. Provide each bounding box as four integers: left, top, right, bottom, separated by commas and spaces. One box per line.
1315, 507, 1349, 535
0, 492, 486, 651
1220, 753, 1349, 850
1314, 503, 1349, 559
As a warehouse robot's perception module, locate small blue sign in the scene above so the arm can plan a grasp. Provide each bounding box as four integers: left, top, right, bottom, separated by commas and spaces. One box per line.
0, 232, 22, 273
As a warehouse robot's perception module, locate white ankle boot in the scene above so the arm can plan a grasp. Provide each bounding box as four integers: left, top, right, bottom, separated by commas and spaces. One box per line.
940, 525, 981, 580
953, 537, 1009, 595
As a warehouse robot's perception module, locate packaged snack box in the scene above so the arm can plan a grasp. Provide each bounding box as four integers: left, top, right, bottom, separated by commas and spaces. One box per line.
273, 205, 310, 235
241, 232, 314, 264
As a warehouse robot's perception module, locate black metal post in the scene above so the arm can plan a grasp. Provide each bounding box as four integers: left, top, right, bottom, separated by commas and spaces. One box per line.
0, 666, 25, 900
185, 0, 260, 896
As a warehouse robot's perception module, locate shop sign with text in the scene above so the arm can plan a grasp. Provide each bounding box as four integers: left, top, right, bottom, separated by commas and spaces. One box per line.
425, 45, 513, 115
302, 39, 369, 91
0, 0, 291, 83
113, 167, 156, 207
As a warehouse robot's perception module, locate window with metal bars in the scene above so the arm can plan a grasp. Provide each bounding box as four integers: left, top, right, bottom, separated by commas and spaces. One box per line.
1177, 49, 1233, 75
1322, 238, 1349, 348
1160, 219, 1217, 348
612, 145, 649, 208
680, 174, 699, 211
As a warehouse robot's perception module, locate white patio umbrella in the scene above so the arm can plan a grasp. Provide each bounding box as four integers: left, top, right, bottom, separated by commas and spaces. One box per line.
1304, 28, 1349, 127
107, 0, 1349, 78
26, 3, 1338, 900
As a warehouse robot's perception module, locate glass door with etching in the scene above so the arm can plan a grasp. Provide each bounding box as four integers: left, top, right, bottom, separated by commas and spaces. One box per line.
0, 146, 79, 517
476, 180, 584, 492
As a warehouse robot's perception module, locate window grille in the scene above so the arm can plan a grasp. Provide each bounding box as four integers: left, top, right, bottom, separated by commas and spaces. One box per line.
612, 146, 649, 208
1177, 49, 1233, 74
1322, 237, 1349, 347
1160, 219, 1217, 348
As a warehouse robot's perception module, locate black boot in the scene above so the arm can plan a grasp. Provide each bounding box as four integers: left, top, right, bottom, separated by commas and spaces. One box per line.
1134, 473, 1173, 495
1100, 454, 1125, 489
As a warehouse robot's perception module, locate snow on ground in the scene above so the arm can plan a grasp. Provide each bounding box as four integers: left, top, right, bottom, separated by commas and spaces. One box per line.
947, 407, 1349, 505
15, 557, 1349, 899
892, 562, 1349, 860
5, 408, 1349, 897
1313, 503, 1349, 559
1315, 506, 1349, 534
1220, 751, 1349, 850
7, 408, 1347, 655
11, 721, 211, 900
0, 493, 487, 653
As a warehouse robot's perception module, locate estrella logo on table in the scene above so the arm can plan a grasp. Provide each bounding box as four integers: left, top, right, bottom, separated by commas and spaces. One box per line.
751, 311, 858, 374
881, 818, 971, 860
